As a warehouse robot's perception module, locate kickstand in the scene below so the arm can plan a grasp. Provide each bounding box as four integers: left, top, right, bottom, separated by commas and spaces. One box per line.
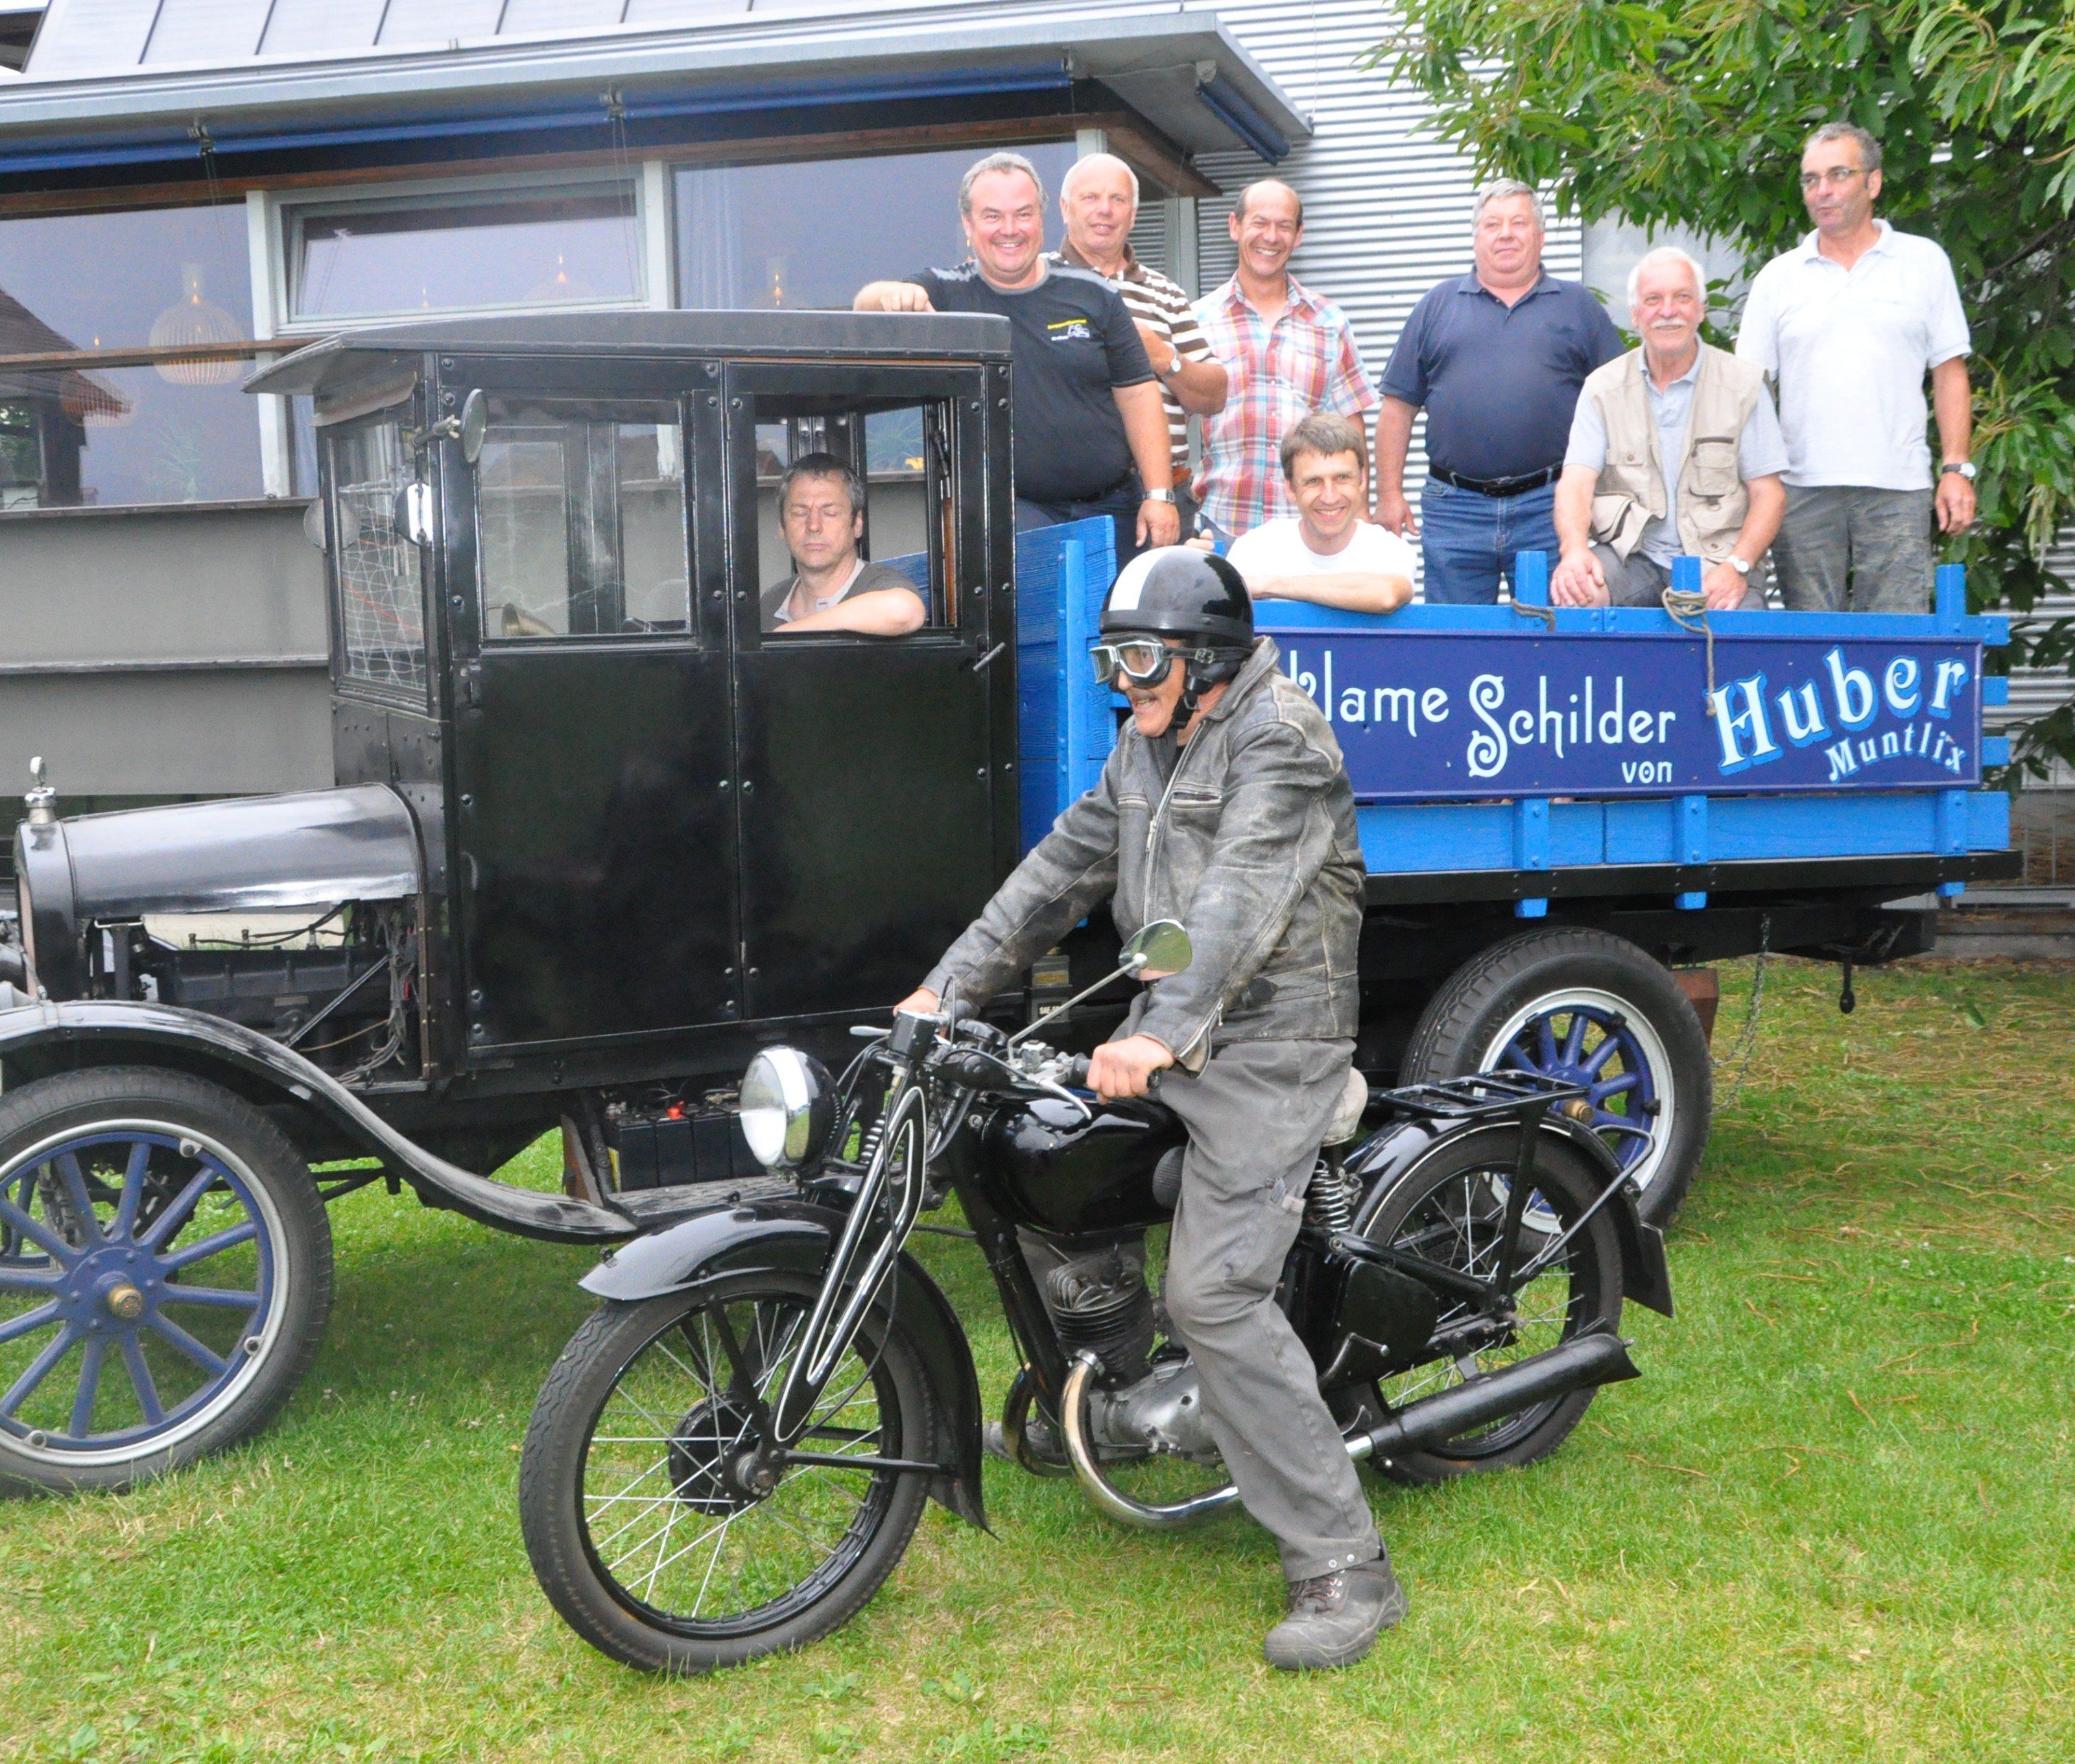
1838, 958, 1856, 1016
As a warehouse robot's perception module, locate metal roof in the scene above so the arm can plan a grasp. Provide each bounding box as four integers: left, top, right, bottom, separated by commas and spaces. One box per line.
0, 3, 1306, 176
244, 306, 1014, 396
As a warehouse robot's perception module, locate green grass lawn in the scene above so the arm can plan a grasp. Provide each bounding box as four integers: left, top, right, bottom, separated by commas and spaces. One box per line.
3, 957, 2072, 1763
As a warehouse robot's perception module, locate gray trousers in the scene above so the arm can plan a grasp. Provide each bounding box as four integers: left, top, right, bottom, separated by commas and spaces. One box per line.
1772, 485, 1934, 612
1157, 1037, 1381, 1582
1589, 543, 1764, 610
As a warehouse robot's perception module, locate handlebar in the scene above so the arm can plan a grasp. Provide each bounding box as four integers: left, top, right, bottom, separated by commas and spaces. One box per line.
1062, 1055, 1092, 1089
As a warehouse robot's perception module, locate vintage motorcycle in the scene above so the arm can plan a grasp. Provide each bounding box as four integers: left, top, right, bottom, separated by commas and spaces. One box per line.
517, 923, 1676, 1673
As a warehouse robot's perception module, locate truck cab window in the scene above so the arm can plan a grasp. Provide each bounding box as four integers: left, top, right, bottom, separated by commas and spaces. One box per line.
751, 399, 952, 638
327, 415, 429, 701
476, 396, 689, 641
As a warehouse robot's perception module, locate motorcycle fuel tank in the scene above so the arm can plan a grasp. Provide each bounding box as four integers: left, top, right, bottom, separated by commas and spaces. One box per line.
981, 1093, 1185, 1237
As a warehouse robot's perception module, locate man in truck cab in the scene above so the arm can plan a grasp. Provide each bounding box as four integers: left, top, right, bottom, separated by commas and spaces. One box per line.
894, 547, 1404, 1672
761, 452, 929, 634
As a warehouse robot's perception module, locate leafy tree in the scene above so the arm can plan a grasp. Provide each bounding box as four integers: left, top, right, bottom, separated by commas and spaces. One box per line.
1375, 0, 2075, 771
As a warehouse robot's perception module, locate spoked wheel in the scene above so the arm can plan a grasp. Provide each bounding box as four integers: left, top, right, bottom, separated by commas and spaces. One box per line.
1346, 1123, 1624, 1487
1400, 929, 1711, 1224
520, 1271, 933, 1673
0, 1067, 332, 1496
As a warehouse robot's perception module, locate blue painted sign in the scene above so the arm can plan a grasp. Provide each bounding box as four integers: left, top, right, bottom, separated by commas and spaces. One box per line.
1276, 631, 1982, 801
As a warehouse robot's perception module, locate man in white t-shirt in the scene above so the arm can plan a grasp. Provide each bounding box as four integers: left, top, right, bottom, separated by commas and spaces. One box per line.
1736, 121, 1974, 612
1213, 412, 1415, 614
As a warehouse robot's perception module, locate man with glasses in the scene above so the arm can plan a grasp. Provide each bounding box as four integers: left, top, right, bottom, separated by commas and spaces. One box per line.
1192, 180, 1379, 542
1735, 122, 1974, 611
896, 547, 1403, 1671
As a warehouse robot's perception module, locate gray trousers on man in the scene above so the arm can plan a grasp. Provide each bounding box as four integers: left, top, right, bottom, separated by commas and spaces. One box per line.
1772, 485, 1934, 612
1589, 544, 1764, 610
1156, 1036, 1381, 1582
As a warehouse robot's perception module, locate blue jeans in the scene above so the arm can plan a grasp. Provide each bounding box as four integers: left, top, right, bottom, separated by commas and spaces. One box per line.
1419, 477, 1559, 605
1016, 477, 1144, 569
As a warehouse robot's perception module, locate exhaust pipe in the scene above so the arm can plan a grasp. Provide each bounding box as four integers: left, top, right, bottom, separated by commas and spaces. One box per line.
1061, 1332, 1639, 1530
1357, 1331, 1639, 1463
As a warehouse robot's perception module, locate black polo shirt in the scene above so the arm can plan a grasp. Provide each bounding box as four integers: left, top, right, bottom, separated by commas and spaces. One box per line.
1381, 273, 1624, 481
907, 261, 1154, 504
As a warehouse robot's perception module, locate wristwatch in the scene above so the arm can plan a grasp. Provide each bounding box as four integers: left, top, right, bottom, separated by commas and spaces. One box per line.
1942, 460, 1977, 480
1727, 555, 1751, 577
1161, 350, 1183, 379
1143, 487, 1176, 504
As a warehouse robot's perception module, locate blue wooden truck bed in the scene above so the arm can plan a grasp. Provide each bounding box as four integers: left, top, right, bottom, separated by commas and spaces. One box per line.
1014, 519, 2015, 920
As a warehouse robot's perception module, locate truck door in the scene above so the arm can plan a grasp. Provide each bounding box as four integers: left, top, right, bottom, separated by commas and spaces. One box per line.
447, 362, 738, 1051
725, 363, 999, 1021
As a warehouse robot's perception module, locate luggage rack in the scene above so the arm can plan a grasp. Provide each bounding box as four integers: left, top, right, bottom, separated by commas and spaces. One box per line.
1377, 1069, 1591, 1125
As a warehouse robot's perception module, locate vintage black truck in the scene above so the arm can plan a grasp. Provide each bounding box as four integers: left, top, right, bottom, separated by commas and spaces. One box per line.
0, 311, 2015, 1493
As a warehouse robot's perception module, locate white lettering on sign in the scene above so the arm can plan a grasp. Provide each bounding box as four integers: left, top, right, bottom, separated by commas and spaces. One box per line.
1462, 672, 1675, 780
1285, 649, 1456, 739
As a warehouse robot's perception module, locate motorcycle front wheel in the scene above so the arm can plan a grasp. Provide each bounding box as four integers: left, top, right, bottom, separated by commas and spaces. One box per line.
519, 1270, 933, 1673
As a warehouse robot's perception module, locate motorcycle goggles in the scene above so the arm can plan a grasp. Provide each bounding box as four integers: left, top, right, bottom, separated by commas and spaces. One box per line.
1089, 637, 1181, 687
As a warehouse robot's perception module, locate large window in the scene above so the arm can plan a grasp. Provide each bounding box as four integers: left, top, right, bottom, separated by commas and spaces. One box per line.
674, 145, 1078, 310
476, 398, 690, 641
0, 204, 263, 509
284, 180, 645, 324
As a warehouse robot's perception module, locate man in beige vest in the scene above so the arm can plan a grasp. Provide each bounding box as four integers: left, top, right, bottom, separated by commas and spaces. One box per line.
1551, 247, 1786, 609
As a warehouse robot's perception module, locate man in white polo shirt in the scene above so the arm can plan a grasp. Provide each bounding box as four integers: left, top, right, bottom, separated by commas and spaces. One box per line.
1218, 412, 1415, 614
1737, 121, 1975, 612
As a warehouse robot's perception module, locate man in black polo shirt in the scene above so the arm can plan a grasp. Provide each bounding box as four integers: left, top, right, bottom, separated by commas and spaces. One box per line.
1373, 180, 1623, 604
855, 150, 1180, 568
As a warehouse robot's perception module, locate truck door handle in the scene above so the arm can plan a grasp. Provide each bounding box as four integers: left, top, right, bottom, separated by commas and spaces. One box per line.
971, 641, 1006, 673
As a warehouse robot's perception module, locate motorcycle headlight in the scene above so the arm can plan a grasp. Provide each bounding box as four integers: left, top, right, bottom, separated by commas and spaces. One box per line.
739, 1047, 835, 1170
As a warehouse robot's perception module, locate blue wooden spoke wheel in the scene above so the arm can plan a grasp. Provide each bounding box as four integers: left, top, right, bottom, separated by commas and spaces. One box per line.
1399, 928, 1713, 1226
0, 1068, 331, 1494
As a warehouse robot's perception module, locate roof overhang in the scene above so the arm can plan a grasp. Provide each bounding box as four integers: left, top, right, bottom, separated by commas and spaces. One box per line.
0, 5, 1308, 184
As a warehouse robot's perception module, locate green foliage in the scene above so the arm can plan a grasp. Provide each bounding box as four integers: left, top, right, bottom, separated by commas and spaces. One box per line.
1375, 0, 2075, 772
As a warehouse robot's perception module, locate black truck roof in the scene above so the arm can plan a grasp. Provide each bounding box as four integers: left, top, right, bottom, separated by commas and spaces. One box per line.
244, 308, 1014, 398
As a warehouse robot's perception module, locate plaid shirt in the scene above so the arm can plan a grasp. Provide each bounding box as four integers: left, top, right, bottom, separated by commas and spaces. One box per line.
1191, 273, 1379, 533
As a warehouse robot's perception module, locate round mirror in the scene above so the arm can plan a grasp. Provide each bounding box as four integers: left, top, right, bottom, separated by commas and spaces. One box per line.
458, 387, 489, 464
1123, 919, 1192, 975
301, 498, 328, 553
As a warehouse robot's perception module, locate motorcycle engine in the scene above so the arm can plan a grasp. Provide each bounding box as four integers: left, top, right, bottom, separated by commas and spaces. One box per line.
1087, 1357, 1223, 1464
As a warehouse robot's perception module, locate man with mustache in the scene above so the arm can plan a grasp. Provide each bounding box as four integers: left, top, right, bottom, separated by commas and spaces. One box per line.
1735, 122, 1974, 611
1550, 246, 1786, 609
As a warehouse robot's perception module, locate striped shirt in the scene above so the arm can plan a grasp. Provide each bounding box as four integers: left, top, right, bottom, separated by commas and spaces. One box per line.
1051, 241, 1213, 482
1191, 273, 1379, 534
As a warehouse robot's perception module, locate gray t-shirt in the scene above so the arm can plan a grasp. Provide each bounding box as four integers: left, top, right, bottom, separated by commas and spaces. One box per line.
760, 558, 926, 632
1565, 355, 1789, 566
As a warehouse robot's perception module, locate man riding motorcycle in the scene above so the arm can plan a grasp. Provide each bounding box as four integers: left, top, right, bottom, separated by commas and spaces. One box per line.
895, 547, 1402, 1670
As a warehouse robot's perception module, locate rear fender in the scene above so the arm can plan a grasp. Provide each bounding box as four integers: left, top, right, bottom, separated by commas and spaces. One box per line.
1346, 1112, 1673, 1319
582, 1201, 988, 1529
0, 999, 630, 1243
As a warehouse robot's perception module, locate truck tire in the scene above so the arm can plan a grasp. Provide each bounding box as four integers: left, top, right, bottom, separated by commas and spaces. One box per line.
1398, 928, 1711, 1225
0, 1066, 333, 1496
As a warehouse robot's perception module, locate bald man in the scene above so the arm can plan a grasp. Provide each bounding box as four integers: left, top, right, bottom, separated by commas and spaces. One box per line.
1192, 179, 1378, 538
1052, 154, 1227, 532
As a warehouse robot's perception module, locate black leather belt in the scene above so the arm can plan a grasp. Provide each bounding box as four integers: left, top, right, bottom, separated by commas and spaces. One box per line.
1430, 464, 1561, 497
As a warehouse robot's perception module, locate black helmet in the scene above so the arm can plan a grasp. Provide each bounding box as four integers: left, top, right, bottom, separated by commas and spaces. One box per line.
1100, 547, 1253, 649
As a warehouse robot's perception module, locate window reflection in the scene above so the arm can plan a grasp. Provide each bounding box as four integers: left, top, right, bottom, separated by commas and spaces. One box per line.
327, 418, 429, 700
287, 184, 642, 321
0, 204, 252, 352
477, 398, 689, 640
0, 362, 263, 509
675, 145, 1076, 310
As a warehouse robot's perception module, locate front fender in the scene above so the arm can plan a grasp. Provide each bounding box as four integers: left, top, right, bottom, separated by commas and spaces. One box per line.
581, 1199, 988, 1530
1346, 1112, 1673, 1319
0, 999, 632, 1243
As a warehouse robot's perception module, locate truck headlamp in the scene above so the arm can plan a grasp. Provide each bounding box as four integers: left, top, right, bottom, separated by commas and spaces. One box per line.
738, 1047, 834, 1170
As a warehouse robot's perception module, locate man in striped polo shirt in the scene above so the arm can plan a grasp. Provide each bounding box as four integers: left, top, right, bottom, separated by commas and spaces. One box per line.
1052, 154, 1228, 536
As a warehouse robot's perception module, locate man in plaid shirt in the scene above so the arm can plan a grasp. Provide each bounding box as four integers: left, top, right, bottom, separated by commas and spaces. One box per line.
1192, 180, 1379, 538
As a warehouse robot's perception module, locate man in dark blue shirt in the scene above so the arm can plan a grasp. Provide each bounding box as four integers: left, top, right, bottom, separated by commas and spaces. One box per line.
855, 151, 1180, 566
1373, 182, 1624, 604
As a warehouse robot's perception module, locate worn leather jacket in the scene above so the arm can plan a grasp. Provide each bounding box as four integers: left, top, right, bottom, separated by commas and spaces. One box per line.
922, 636, 1364, 1062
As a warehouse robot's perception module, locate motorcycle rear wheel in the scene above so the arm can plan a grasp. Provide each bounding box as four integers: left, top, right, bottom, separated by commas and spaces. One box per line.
1344, 1125, 1625, 1488
519, 1271, 932, 1673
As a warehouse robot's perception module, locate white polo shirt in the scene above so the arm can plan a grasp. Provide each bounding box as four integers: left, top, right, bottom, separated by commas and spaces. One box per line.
1735, 220, 1970, 491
